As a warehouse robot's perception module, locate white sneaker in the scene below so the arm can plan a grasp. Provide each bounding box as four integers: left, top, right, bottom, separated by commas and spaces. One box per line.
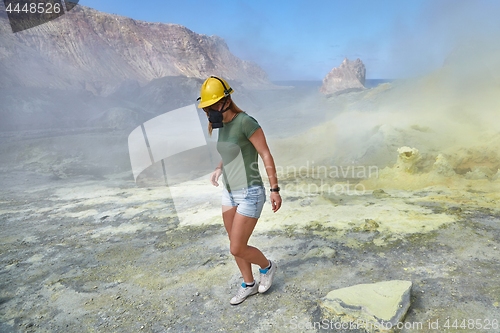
230, 282, 259, 305
258, 261, 277, 293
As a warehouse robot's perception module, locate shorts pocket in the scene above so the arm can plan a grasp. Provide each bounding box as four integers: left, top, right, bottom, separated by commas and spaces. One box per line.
245, 186, 265, 203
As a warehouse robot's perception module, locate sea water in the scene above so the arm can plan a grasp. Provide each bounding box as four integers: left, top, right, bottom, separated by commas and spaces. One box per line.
271, 79, 392, 89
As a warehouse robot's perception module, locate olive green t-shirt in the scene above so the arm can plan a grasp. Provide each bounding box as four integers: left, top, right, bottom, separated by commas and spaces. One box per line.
217, 112, 264, 191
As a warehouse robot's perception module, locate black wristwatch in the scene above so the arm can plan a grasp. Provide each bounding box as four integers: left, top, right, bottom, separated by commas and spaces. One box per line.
270, 187, 280, 192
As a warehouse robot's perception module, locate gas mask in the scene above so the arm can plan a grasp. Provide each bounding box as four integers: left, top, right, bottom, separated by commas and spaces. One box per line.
207, 110, 225, 128
206, 98, 230, 129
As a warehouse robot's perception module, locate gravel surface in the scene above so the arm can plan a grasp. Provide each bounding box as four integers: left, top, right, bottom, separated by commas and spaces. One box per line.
1, 169, 499, 333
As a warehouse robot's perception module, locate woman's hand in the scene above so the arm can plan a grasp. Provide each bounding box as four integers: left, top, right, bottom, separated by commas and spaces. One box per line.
270, 192, 282, 213
210, 168, 222, 187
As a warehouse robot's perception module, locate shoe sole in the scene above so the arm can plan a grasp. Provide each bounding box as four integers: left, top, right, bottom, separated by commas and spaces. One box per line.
258, 285, 272, 293
230, 289, 258, 305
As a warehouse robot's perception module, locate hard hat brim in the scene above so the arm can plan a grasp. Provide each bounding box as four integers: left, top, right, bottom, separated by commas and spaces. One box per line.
197, 96, 224, 109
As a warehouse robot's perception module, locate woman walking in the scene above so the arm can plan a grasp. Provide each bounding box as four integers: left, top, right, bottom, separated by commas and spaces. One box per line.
198, 76, 282, 305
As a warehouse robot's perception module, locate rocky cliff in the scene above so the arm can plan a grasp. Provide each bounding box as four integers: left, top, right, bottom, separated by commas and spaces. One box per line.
320, 58, 366, 95
0, 5, 269, 95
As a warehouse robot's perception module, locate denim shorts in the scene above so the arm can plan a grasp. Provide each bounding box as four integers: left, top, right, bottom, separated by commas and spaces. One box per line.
221, 185, 266, 219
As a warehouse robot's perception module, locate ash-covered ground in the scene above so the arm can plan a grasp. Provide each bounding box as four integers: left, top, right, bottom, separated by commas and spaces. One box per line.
2, 48, 500, 332
0, 153, 499, 332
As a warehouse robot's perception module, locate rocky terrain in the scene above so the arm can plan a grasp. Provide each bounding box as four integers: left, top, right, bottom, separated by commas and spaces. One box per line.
320, 58, 366, 95
1, 3, 500, 333
0, 5, 269, 95
1, 70, 499, 331
0, 3, 276, 133
0, 76, 201, 132
0, 153, 499, 333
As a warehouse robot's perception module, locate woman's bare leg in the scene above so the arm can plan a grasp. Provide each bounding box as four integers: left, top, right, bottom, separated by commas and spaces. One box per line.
222, 206, 268, 282
222, 206, 251, 281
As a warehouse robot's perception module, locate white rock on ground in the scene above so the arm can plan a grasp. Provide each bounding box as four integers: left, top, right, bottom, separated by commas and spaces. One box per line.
320, 280, 412, 332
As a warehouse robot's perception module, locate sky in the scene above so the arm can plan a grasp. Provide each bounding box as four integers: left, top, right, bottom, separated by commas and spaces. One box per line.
78, 0, 500, 81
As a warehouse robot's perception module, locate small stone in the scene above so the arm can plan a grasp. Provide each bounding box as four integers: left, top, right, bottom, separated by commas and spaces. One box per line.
361, 219, 379, 232
372, 189, 389, 198
447, 206, 462, 214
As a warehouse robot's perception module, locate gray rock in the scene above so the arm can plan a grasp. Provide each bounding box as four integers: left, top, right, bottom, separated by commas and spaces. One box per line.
372, 189, 390, 198
320, 58, 366, 95
320, 280, 412, 332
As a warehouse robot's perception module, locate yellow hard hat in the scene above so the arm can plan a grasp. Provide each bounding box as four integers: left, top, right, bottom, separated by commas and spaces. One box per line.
197, 76, 233, 108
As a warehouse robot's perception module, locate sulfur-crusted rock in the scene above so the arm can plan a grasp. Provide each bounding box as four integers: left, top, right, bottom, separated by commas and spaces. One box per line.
432, 154, 456, 177
465, 167, 494, 180
395, 147, 422, 173
320, 280, 412, 332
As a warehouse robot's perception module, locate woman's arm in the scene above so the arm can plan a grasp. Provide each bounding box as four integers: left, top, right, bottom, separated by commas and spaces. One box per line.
249, 128, 282, 213
210, 161, 223, 187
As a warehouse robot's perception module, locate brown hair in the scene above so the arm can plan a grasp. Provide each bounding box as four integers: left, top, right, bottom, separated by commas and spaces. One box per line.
205, 98, 245, 136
